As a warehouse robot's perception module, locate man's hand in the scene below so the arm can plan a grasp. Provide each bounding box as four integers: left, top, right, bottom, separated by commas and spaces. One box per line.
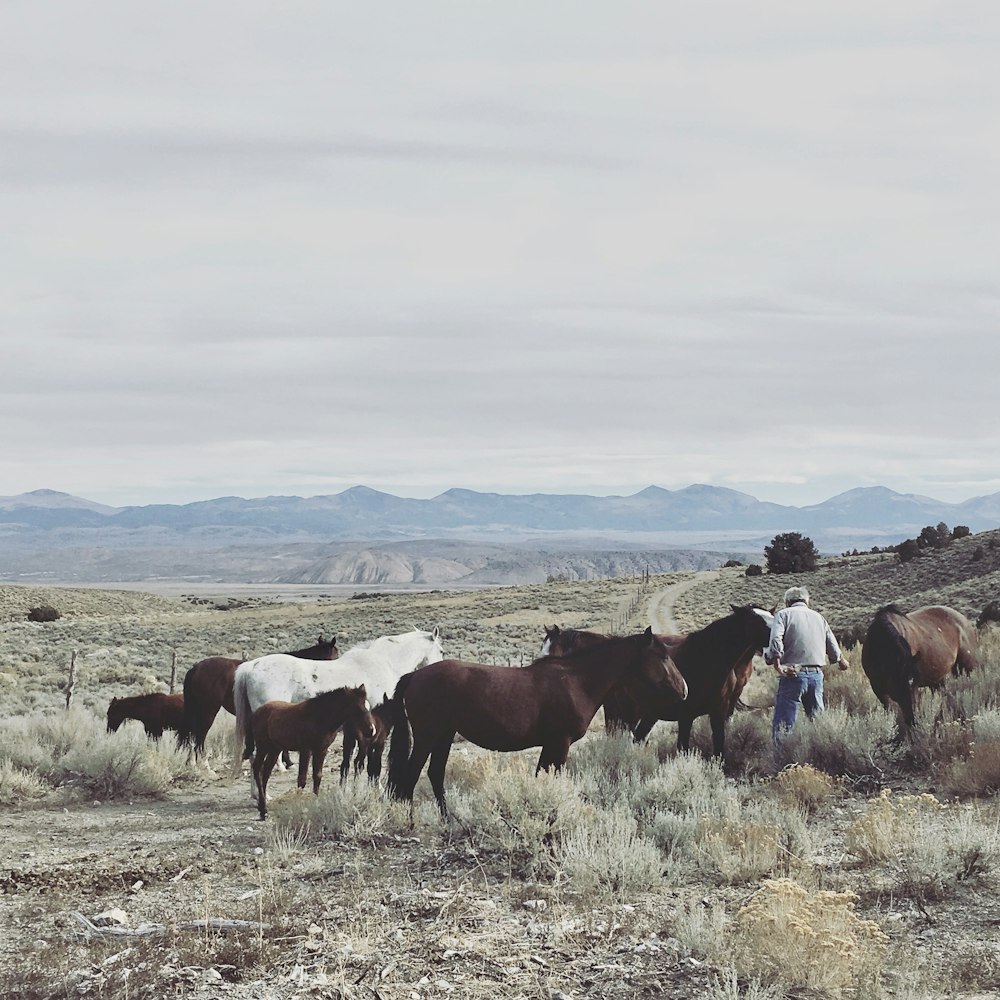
838, 656, 850, 671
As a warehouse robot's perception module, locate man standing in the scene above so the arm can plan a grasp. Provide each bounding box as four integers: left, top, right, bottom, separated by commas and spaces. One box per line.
766, 586, 849, 744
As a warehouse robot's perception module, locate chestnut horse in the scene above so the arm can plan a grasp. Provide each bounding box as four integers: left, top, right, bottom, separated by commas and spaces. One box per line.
251, 685, 376, 820
541, 604, 773, 760
107, 693, 185, 740
177, 634, 339, 760
387, 628, 687, 816
861, 604, 979, 727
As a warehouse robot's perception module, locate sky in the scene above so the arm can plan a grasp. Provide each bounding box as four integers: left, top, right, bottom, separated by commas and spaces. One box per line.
3, 2, 999, 509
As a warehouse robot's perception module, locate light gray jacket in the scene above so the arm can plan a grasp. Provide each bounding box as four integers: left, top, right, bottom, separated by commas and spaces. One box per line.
766, 601, 842, 668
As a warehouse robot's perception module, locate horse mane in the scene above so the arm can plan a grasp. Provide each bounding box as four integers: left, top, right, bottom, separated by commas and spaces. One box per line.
875, 603, 908, 619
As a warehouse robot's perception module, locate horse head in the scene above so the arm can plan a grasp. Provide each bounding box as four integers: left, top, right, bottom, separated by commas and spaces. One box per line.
106, 698, 124, 733
638, 627, 688, 703
540, 625, 561, 657
729, 604, 774, 652
418, 627, 444, 667
346, 684, 377, 741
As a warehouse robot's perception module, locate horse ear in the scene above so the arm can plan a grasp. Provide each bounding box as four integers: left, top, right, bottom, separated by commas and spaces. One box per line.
644, 625, 653, 636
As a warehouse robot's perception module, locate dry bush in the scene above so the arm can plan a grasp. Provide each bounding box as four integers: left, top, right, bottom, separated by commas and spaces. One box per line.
267, 777, 413, 843
0, 757, 48, 804
939, 713, 1000, 796
734, 878, 889, 997
445, 755, 593, 876
846, 790, 1000, 900
555, 806, 665, 895
768, 763, 838, 815
901, 694, 975, 772
775, 705, 897, 780
696, 815, 785, 885
846, 789, 946, 863
707, 967, 787, 1000
0, 707, 198, 799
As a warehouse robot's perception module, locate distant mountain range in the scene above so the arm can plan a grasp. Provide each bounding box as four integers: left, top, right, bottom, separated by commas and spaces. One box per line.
1, 485, 997, 586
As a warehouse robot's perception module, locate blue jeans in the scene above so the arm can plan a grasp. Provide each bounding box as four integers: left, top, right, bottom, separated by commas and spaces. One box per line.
772, 668, 824, 744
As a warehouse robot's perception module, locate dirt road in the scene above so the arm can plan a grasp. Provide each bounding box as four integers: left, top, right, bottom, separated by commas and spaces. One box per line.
646, 570, 719, 633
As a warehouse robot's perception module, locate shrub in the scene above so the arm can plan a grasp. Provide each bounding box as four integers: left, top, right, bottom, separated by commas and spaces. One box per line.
556, 806, 664, 894
953, 525, 972, 539
734, 878, 889, 995
26, 605, 60, 622
267, 778, 412, 843
764, 533, 818, 574
768, 763, 838, 814
744, 564, 763, 577
896, 538, 920, 563
0, 758, 48, 805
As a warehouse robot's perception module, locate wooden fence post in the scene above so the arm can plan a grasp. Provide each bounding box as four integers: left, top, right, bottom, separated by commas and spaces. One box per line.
169, 650, 178, 693
65, 650, 77, 710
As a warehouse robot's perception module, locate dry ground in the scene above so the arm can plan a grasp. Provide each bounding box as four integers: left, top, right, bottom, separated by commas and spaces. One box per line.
4, 569, 1000, 999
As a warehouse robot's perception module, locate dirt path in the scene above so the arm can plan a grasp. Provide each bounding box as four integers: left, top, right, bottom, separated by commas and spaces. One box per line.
646, 571, 719, 633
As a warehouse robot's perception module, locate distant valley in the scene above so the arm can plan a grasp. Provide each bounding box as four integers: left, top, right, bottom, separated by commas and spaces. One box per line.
1, 484, 997, 586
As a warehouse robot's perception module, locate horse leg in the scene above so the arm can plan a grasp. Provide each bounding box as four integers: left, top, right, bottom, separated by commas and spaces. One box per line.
297, 751, 311, 790
632, 717, 656, 743
676, 716, 693, 753
194, 706, 221, 758
254, 750, 279, 819
427, 735, 456, 817
279, 750, 293, 771
537, 736, 572, 775
709, 712, 726, 759
367, 738, 386, 782
312, 749, 328, 795
341, 730, 357, 783
396, 738, 434, 803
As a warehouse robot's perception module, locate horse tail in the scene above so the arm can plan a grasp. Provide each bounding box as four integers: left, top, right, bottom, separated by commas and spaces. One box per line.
233, 667, 252, 766
386, 672, 415, 799
175, 666, 198, 753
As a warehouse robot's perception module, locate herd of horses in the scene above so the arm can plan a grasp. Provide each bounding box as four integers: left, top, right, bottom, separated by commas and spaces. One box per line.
104, 601, 983, 817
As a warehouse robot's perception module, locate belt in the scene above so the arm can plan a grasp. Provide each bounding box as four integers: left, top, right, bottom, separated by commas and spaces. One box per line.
788, 665, 822, 672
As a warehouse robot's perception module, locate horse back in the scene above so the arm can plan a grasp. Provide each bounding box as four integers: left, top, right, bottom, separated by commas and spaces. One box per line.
909, 605, 979, 675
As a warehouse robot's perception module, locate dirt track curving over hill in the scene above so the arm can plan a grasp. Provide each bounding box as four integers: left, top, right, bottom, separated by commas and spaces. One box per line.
646, 571, 719, 634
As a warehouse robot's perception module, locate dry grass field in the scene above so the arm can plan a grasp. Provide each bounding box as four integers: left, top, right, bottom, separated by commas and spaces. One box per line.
2, 531, 1000, 1000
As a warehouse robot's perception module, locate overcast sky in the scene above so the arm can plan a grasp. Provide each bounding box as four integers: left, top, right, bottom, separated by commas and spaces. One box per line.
3, 2, 998, 509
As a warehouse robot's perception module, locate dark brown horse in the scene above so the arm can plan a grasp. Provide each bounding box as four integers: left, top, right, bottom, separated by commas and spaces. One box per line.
861, 604, 979, 727
387, 628, 687, 816
107, 693, 186, 740
177, 634, 339, 760
542, 605, 774, 760
251, 685, 375, 820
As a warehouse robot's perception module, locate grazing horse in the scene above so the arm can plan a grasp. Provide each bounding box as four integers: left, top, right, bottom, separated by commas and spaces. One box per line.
387, 628, 687, 816
234, 628, 443, 800
251, 686, 376, 820
107, 693, 186, 741
176, 634, 339, 760
542, 605, 773, 760
861, 604, 979, 728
